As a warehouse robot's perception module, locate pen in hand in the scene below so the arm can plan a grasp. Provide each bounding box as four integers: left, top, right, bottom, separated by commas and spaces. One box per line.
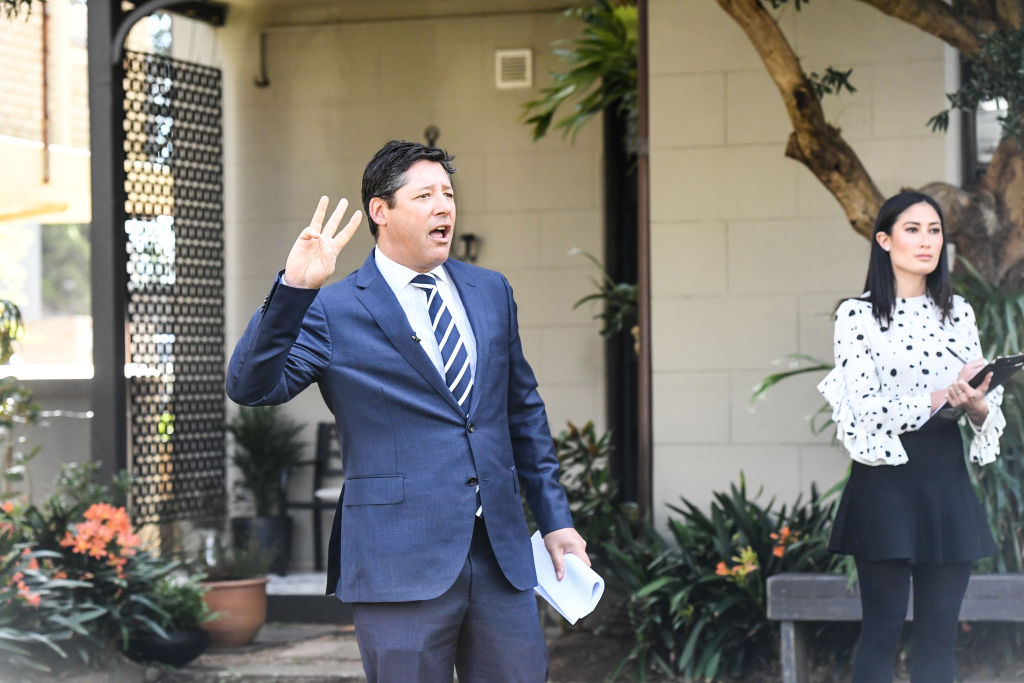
945, 346, 967, 364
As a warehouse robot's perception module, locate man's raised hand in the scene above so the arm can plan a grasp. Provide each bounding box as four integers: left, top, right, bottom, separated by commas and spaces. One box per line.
283, 196, 362, 289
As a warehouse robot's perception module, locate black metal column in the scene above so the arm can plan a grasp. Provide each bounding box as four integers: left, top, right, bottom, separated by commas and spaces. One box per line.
603, 105, 639, 503
88, 0, 128, 476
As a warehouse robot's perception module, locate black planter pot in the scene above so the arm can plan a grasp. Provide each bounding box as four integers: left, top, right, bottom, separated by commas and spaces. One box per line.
126, 627, 210, 667
232, 515, 292, 575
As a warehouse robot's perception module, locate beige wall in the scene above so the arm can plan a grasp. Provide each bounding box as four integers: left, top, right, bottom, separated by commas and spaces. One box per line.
217, 3, 606, 569
648, 0, 950, 525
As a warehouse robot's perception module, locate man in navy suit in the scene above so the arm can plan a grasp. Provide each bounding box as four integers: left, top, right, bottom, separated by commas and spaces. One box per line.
227, 140, 589, 682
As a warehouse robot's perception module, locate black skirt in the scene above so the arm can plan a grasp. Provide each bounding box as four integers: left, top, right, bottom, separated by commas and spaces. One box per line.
828, 419, 997, 563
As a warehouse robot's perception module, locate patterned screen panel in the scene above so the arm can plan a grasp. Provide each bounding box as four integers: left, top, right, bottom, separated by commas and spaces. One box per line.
122, 50, 225, 525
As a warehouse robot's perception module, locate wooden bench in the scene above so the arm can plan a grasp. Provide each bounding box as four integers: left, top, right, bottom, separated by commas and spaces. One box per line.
766, 572, 1024, 683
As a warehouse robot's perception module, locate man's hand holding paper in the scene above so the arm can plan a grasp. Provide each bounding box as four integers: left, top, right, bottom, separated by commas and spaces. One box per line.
532, 531, 604, 625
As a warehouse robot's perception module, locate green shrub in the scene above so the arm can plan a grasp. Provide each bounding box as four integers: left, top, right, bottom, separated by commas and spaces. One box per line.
150, 575, 210, 631
553, 421, 637, 557
605, 475, 847, 681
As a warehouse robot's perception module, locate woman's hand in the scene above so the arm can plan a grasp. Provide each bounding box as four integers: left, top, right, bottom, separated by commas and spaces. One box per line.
946, 358, 992, 425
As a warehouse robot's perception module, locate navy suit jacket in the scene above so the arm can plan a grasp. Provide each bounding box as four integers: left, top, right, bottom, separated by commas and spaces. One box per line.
226, 251, 574, 603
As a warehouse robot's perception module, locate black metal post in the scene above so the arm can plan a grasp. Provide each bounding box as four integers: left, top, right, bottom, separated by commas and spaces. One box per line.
88, 0, 128, 476
602, 106, 639, 503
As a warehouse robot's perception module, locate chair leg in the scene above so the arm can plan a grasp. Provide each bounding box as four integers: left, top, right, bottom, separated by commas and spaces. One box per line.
313, 506, 323, 572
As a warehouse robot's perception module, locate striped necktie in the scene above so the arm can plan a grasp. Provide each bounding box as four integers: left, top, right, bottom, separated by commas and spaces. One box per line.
410, 273, 474, 413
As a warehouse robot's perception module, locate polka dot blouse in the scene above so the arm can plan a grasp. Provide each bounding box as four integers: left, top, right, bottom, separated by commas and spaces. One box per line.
818, 293, 1005, 466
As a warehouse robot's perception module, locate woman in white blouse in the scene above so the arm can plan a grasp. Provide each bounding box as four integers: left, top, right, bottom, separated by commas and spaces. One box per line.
818, 191, 1004, 682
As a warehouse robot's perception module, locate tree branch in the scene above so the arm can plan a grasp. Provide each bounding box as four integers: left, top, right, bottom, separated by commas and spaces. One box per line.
716, 0, 883, 238
854, 0, 988, 54
994, 0, 1023, 29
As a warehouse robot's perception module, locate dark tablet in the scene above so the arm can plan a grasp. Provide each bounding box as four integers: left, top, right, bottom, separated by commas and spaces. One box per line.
933, 353, 1024, 420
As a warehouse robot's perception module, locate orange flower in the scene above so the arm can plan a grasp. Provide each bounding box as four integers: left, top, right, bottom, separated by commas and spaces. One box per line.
770, 526, 800, 558
715, 561, 730, 576
19, 549, 39, 571
1, 501, 13, 514
16, 580, 40, 608
60, 503, 140, 565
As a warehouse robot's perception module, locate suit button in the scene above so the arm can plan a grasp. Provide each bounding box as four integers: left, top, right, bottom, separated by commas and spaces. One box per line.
466, 477, 478, 486
467, 423, 475, 433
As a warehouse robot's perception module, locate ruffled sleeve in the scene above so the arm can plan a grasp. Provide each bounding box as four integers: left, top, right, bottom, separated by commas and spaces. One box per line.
966, 387, 1004, 465
959, 299, 1005, 466
817, 300, 931, 466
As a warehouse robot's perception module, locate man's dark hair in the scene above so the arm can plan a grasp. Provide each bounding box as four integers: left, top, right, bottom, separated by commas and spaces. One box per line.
361, 140, 456, 239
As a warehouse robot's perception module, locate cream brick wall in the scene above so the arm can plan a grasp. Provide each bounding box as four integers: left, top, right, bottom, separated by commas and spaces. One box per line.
0, 8, 44, 142
649, 0, 948, 525
218, 4, 605, 567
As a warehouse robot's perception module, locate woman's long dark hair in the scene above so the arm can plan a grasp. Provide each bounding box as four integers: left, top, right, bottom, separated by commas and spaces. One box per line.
862, 191, 953, 327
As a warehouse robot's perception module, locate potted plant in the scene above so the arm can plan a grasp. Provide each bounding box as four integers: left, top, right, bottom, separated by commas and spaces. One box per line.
126, 574, 212, 667
226, 405, 305, 574
197, 539, 273, 648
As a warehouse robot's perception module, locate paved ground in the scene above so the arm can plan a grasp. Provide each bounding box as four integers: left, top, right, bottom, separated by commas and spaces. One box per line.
158, 621, 1023, 683
167, 623, 366, 682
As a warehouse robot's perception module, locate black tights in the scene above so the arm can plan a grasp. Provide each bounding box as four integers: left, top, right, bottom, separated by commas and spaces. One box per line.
852, 559, 971, 683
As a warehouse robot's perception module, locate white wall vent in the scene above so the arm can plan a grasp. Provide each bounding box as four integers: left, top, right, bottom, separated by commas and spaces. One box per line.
495, 49, 532, 89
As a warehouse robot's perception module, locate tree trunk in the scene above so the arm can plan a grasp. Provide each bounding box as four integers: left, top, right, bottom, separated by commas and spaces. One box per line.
717, 0, 885, 236
716, 0, 1024, 291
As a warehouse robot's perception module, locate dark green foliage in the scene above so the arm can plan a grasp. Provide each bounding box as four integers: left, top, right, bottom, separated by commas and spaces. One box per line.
521, 0, 637, 143
809, 67, 857, 100
0, 300, 23, 366
40, 224, 91, 316
0, 300, 40, 500
955, 621, 1024, 675
766, 0, 812, 9
953, 258, 1024, 573
571, 250, 638, 338
604, 476, 844, 681
930, 27, 1024, 142
149, 575, 210, 631
227, 406, 305, 517
750, 352, 835, 435
0, 0, 33, 20
553, 421, 636, 561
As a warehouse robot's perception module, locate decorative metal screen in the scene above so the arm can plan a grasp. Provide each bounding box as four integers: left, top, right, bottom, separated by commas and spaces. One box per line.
122, 50, 225, 525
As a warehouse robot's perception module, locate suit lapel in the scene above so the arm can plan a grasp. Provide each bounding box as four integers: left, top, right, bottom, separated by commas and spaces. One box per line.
354, 253, 463, 413
446, 260, 489, 418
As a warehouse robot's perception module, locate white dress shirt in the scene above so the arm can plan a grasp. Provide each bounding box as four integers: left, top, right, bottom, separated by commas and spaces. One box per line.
374, 247, 478, 385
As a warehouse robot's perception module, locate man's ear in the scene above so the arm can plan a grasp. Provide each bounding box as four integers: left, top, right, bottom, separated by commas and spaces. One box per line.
369, 197, 388, 228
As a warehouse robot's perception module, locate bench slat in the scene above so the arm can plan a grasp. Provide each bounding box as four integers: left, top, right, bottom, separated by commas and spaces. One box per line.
767, 572, 1024, 623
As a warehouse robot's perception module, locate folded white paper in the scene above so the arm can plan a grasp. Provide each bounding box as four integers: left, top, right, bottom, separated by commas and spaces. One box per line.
530, 530, 605, 625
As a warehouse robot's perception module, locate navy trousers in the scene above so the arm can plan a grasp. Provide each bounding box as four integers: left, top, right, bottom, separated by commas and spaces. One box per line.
351, 518, 548, 682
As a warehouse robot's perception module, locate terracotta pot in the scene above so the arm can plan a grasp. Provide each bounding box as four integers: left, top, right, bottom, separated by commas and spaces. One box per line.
200, 576, 269, 648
